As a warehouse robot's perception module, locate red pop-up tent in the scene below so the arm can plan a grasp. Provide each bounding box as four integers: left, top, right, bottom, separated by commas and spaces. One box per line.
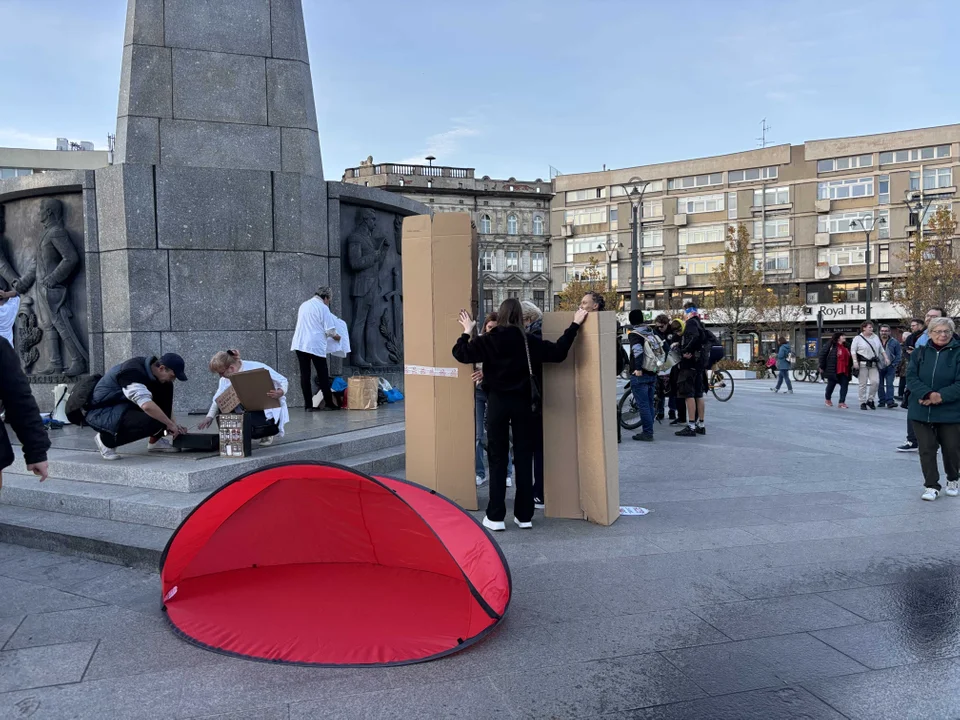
159, 462, 511, 666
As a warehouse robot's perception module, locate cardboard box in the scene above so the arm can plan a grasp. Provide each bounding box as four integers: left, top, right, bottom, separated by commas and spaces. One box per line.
214, 369, 280, 414
541, 311, 620, 525
402, 214, 478, 510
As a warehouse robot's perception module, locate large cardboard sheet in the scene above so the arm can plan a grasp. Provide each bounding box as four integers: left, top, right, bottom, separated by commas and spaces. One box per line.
401, 214, 478, 510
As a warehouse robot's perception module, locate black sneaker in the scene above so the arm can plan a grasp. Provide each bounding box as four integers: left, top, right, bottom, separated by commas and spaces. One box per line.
867, 400, 876, 410
696, 426, 706, 435
669, 419, 683, 426
675, 426, 697, 437
632, 433, 654, 442
860, 403, 868, 410
668, 412, 677, 420
533, 497, 545, 509
896, 442, 919, 452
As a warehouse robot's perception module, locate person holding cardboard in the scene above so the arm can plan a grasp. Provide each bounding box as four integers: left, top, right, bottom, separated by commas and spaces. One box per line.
291, 287, 341, 411
199, 350, 290, 446
453, 299, 588, 531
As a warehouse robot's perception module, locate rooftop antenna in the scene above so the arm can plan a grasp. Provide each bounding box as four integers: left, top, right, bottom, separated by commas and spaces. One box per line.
757, 117, 773, 285
757, 118, 772, 148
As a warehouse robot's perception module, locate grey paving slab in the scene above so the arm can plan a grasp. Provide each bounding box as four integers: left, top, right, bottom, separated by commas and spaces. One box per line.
0, 641, 96, 693
68, 566, 160, 615
0, 618, 22, 650
646, 528, 767, 552
718, 563, 867, 599
0, 555, 120, 592
690, 594, 866, 641
616, 685, 847, 720
802, 659, 960, 720
743, 520, 865, 543
187, 708, 290, 720
0, 577, 102, 620
811, 612, 960, 669
84, 630, 227, 682
817, 573, 960, 622
5, 605, 165, 650
660, 632, 868, 695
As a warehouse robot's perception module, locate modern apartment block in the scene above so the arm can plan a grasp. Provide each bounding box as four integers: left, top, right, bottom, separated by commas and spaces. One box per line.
0, 140, 110, 178
343, 157, 553, 313
551, 124, 960, 358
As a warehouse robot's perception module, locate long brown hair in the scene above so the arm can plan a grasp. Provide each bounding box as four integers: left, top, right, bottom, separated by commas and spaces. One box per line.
497, 298, 526, 331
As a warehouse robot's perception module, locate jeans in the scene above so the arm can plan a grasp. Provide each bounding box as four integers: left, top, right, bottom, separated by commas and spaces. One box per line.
878, 366, 896, 406
775, 368, 793, 392
296, 351, 333, 408
857, 366, 879, 404
913, 421, 960, 490
485, 391, 535, 523
99, 393, 173, 449
630, 375, 656, 436
825, 374, 850, 404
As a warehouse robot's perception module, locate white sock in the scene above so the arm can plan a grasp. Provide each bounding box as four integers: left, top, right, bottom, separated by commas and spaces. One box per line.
696, 420, 703, 427
687, 422, 696, 430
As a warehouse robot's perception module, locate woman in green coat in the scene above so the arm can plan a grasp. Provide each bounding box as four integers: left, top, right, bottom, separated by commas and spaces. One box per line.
907, 317, 960, 501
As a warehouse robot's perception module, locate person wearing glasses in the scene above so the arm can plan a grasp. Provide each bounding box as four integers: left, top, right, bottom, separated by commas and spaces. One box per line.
908, 317, 960, 501
898, 308, 947, 451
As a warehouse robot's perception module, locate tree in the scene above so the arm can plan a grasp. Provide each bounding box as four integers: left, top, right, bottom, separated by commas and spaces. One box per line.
555, 256, 620, 312
763, 284, 805, 344
894, 205, 960, 319
706, 223, 769, 357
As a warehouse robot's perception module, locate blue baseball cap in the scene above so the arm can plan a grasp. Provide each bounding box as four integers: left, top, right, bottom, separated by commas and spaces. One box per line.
158, 353, 188, 381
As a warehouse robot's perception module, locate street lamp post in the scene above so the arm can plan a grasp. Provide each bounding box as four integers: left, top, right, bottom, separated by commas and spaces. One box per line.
597, 237, 623, 294
616, 176, 650, 312
850, 214, 887, 325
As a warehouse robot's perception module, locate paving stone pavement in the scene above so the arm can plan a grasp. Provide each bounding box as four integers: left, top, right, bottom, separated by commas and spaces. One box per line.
2, 380, 960, 719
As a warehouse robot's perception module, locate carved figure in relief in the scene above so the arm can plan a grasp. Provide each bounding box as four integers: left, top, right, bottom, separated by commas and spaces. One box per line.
346, 208, 389, 367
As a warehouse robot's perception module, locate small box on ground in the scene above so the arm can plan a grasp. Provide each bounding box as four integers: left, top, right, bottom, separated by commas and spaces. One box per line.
219, 413, 252, 458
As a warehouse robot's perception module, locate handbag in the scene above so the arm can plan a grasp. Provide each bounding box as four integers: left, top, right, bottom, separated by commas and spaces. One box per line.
522, 331, 542, 415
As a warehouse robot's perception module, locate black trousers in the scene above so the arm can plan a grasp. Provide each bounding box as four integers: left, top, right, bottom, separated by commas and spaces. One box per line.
825, 374, 850, 403
100, 394, 173, 449
296, 351, 333, 408
913, 421, 960, 490
486, 390, 535, 523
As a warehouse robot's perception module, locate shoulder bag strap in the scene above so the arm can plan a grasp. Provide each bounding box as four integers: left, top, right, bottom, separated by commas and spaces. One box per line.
522, 330, 534, 379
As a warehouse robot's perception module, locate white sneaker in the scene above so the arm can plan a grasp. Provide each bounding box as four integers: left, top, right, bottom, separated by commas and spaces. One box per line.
148, 437, 180, 453
922, 488, 939, 501
476, 475, 486, 487
514, 517, 533, 529
94, 434, 120, 461
946, 481, 959, 497
506, 476, 513, 487
482, 516, 505, 532
534, 497, 545, 510
259, 436, 275, 447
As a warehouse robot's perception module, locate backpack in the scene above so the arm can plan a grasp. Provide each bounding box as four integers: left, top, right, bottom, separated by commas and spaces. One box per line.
787, 350, 796, 364
635, 331, 667, 374
64, 374, 103, 426
616, 337, 628, 376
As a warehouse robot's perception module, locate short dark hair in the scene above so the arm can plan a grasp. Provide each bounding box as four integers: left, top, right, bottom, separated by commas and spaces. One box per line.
777, 336, 787, 345
585, 291, 606, 312
931, 307, 947, 317
654, 314, 670, 325
628, 309, 645, 325
861, 321, 874, 330
911, 318, 923, 325
879, 324, 891, 331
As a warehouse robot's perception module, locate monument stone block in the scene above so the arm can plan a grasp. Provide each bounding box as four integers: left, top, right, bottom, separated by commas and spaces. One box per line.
114, 116, 160, 166
172, 49, 268, 126
156, 167, 272, 250
95, 164, 157, 251
265, 252, 329, 330
269, 0, 310, 62
123, 0, 164, 47
159, 120, 281, 171
267, 59, 318, 130
118, 44, 172, 119
100, 249, 171, 332
169, 250, 265, 331
164, 0, 271, 57
280, 128, 323, 178
272, 173, 327, 255
104, 331, 162, 371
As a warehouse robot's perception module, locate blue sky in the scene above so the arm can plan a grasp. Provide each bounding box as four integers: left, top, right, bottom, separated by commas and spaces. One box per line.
1, 0, 957, 180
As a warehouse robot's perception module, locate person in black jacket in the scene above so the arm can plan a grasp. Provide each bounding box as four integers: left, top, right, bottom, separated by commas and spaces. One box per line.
0, 339, 49, 484
675, 305, 707, 437
453, 299, 588, 531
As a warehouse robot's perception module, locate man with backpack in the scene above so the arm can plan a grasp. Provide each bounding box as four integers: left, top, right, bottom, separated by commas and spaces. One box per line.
676, 304, 708, 437
628, 309, 667, 442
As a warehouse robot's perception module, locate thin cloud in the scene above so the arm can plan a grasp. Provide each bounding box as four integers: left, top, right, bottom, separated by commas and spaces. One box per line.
399, 123, 481, 166
0, 128, 60, 150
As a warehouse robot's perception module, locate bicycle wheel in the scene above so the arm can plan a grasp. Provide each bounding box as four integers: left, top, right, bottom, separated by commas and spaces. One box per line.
618, 388, 642, 430
710, 370, 735, 402
791, 367, 807, 382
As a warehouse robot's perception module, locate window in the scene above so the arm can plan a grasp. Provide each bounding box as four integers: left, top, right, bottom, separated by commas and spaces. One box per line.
752, 186, 790, 206
641, 226, 663, 248
879, 244, 890, 274
564, 206, 607, 226
753, 217, 790, 238
680, 255, 723, 275
817, 155, 873, 173
727, 191, 737, 220
481, 250, 494, 272
817, 177, 874, 200
879, 175, 889, 205
880, 145, 951, 164
566, 236, 607, 261
533, 290, 545, 308
609, 208, 618, 230
642, 199, 663, 217
507, 214, 518, 235
641, 259, 663, 277
728, 167, 778, 183
878, 209, 890, 239
919, 200, 951, 229
506, 251, 519, 272
612, 180, 663, 196
565, 187, 606, 203
531, 252, 545, 273
483, 290, 495, 314
818, 210, 875, 234
676, 193, 725, 214
678, 224, 726, 252
754, 251, 790, 272
566, 265, 609, 282
507, 289, 520, 298
817, 246, 867, 267
0, 168, 33, 179
479, 214, 492, 234
668, 173, 722, 190
909, 167, 953, 191
533, 215, 544, 235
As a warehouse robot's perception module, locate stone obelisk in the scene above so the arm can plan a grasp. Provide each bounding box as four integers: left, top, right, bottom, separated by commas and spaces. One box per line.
97, 0, 329, 404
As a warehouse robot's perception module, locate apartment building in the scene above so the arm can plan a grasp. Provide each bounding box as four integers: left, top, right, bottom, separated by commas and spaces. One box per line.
551, 124, 960, 358
0, 140, 110, 178
343, 157, 553, 313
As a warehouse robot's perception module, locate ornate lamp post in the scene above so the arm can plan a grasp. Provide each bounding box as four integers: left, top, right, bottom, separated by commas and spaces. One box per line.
850, 214, 887, 325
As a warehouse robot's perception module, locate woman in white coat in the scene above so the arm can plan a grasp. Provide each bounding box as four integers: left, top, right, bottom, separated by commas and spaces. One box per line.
198, 350, 290, 445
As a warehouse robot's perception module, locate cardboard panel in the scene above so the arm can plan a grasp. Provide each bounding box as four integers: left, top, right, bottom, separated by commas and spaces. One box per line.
401, 214, 478, 510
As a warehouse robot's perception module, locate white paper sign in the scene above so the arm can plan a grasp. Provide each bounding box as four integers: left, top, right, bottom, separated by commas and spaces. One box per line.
619, 506, 650, 516
404, 365, 459, 378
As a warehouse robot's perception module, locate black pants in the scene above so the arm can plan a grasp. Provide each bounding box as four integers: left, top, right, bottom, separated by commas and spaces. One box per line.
898, 375, 906, 398
100, 396, 172, 449
486, 390, 535, 523
532, 417, 544, 501
296, 351, 333, 408
825, 374, 850, 403
913, 421, 960, 490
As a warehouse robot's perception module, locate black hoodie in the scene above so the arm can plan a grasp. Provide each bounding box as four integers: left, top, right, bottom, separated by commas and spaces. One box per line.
453, 322, 581, 394
0, 339, 50, 471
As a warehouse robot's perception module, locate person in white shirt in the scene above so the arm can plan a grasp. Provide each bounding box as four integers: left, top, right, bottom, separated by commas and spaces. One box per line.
851, 320, 886, 410
291, 287, 340, 411
199, 350, 289, 446
0, 289, 20, 347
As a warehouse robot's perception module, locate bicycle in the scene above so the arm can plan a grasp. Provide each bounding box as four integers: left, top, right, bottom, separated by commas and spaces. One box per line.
707, 367, 735, 402
619, 367, 733, 429
791, 358, 823, 383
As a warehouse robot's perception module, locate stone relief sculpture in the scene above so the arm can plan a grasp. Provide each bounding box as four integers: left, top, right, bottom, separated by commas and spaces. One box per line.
346, 208, 390, 367
4, 198, 88, 376
378, 215, 403, 365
